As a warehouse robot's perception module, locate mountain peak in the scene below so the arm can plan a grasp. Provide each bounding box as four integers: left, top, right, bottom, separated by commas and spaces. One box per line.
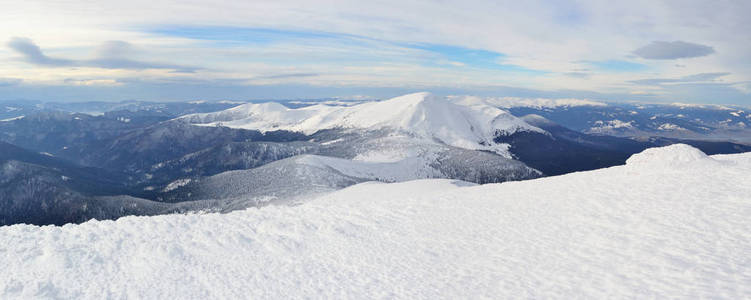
179, 93, 545, 155
383, 91, 435, 102
520, 114, 558, 127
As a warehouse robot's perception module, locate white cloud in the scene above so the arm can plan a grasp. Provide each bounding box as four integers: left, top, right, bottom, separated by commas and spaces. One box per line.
0, 0, 749, 104
732, 82, 751, 94
633, 41, 715, 60
63, 78, 123, 86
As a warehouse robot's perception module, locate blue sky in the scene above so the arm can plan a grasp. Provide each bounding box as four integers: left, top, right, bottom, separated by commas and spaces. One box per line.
0, 0, 749, 105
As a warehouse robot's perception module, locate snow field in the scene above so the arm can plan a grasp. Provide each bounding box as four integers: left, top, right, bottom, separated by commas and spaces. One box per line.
0, 145, 749, 299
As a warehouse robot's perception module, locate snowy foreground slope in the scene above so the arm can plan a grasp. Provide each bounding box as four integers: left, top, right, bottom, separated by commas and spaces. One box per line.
1, 144, 750, 299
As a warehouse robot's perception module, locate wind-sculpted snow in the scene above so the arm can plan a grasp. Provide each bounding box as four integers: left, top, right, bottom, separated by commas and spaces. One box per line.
625, 143, 719, 168
179, 92, 544, 156
1, 145, 750, 298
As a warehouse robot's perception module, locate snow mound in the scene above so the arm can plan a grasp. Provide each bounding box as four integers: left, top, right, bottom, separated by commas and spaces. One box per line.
179, 92, 544, 155
626, 144, 716, 168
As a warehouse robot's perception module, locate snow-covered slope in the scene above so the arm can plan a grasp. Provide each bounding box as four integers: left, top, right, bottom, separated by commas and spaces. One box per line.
1, 145, 750, 299
159, 148, 539, 207
179, 92, 544, 155
157, 153, 441, 207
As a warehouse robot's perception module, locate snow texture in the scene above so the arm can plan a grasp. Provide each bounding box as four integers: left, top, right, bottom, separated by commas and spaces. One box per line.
295, 154, 441, 182
0, 115, 25, 122
0, 145, 750, 299
625, 143, 717, 168
658, 123, 687, 131
162, 178, 192, 192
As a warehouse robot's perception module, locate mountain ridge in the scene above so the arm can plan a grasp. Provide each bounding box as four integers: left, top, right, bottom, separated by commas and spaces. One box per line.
179, 92, 544, 156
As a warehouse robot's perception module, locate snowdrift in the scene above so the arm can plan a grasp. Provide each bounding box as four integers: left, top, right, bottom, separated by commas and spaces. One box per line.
625, 143, 721, 168
1, 145, 750, 298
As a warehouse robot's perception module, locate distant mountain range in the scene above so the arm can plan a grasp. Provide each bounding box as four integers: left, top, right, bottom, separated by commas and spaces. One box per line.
497, 98, 751, 143
1, 93, 749, 225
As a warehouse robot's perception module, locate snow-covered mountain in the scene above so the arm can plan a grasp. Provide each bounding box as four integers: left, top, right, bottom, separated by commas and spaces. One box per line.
2, 144, 749, 298
502, 99, 751, 142
157, 94, 551, 208
179, 92, 544, 156
150, 92, 548, 209
0, 99, 242, 121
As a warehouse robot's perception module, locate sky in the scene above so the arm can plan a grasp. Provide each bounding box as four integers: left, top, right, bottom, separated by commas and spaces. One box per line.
0, 0, 750, 105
